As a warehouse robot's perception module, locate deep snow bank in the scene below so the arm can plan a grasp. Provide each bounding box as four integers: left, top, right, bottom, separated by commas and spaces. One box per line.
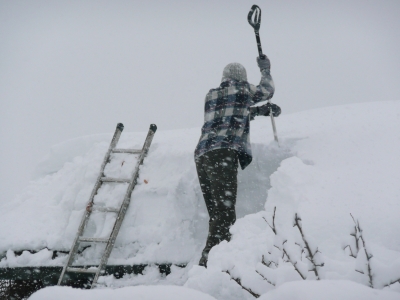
29, 285, 217, 300
28, 280, 399, 300
185, 101, 400, 299
1, 101, 400, 300
258, 280, 399, 300
0, 114, 288, 266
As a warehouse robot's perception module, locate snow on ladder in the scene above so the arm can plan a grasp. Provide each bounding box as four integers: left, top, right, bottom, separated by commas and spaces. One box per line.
58, 123, 157, 288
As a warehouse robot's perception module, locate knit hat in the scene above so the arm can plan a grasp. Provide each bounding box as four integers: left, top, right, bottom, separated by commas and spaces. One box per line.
221, 63, 247, 82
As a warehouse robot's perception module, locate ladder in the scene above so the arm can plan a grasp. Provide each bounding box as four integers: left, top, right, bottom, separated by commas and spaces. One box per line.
58, 123, 157, 288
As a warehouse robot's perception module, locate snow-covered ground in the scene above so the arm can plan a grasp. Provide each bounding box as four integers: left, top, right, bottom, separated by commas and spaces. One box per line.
29, 285, 218, 300
0, 101, 399, 299
29, 280, 399, 300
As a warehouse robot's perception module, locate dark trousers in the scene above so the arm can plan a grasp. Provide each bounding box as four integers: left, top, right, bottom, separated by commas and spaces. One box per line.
195, 148, 238, 265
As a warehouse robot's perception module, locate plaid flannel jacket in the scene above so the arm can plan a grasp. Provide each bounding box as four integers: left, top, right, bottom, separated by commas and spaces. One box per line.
194, 69, 275, 170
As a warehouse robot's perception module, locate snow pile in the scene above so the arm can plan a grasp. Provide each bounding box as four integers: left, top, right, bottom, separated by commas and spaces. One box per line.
258, 280, 399, 300
1, 101, 400, 299
0, 122, 280, 266
29, 285, 217, 300
28, 280, 399, 300
185, 101, 400, 299
0, 128, 200, 265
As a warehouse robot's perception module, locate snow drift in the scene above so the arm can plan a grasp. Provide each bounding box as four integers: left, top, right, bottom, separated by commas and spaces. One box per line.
29, 285, 217, 300
1, 101, 399, 299
29, 280, 399, 300
0, 115, 288, 267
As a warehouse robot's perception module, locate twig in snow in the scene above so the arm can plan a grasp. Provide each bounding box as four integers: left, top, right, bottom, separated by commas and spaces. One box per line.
295, 242, 306, 260
281, 251, 286, 261
262, 255, 278, 268
350, 214, 373, 288
263, 207, 277, 235
293, 214, 323, 280
282, 248, 306, 280
384, 278, 400, 288
350, 219, 360, 253
256, 270, 275, 286
343, 245, 357, 259
224, 271, 260, 298
343, 219, 360, 258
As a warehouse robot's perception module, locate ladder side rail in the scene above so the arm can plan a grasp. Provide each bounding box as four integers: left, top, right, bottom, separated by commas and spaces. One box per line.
86, 123, 125, 211
91, 124, 157, 287
136, 124, 158, 163
58, 123, 124, 286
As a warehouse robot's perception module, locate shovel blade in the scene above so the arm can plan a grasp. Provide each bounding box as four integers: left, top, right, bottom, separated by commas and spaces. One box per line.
248, 5, 261, 31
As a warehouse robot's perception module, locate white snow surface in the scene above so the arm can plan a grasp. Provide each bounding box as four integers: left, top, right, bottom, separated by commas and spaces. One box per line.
1, 101, 400, 299
28, 280, 398, 300
258, 280, 399, 300
29, 285, 217, 300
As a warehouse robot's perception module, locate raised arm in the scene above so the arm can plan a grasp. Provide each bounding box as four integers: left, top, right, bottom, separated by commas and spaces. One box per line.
249, 55, 275, 105
249, 55, 282, 120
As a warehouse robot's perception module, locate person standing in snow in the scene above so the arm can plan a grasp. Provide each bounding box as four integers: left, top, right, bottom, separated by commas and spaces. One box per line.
194, 55, 280, 267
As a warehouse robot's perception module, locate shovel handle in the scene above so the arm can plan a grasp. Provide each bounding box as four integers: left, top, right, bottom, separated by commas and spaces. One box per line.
248, 5, 264, 58
254, 31, 263, 57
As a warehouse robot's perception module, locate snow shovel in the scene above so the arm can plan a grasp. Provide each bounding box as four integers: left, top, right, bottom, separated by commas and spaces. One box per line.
248, 5, 279, 146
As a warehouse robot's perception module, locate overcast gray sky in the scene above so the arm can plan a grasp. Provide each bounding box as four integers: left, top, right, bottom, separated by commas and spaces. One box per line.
1, 0, 400, 204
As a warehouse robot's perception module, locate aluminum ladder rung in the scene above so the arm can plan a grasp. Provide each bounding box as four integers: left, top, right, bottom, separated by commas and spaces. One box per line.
92, 206, 119, 213
79, 237, 109, 243
67, 267, 99, 274
101, 177, 131, 183
112, 148, 142, 154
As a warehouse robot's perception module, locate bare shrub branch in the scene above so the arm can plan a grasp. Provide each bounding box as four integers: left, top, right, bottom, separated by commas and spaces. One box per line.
384, 278, 400, 288
263, 207, 277, 235
294, 214, 323, 280
256, 270, 275, 286
262, 255, 278, 268
282, 248, 306, 280
350, 214, 373, 288
343, 245, 357, 258
349, 221, 359, 254
225, 270, 260, 298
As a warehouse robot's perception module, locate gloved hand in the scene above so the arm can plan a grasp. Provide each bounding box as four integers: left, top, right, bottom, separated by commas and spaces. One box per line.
257, 54, 271, 71
260, 102, 281, 117
249, 106, 258, 120
256, 103, 281, 117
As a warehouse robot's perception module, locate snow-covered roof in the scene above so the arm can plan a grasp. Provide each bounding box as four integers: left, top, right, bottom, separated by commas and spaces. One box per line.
0, 114, 278, 266
1, 101, 399, 288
